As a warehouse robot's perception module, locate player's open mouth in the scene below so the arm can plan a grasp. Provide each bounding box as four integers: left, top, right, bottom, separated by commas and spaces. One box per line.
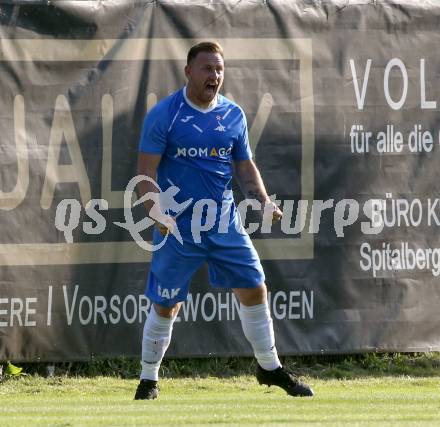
205, 83, 217, 94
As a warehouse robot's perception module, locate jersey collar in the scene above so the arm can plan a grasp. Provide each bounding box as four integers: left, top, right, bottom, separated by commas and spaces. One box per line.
183, 86, 218, 113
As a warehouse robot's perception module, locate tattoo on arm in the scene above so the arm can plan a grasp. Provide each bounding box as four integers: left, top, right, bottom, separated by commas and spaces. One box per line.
235, 161, 270, 204
243, 179, 268, 203
247, 189, 267, 203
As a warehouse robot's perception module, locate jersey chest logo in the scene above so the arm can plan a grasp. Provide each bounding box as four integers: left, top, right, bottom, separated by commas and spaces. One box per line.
180, 115, 194, 123
214, 115, 226, 132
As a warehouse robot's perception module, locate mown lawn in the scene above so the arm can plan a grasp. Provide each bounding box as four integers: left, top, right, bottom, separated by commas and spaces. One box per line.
1, 375, 440, 426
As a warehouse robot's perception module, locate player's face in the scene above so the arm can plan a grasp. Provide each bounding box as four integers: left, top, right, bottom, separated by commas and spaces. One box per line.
185, 51, 224, 108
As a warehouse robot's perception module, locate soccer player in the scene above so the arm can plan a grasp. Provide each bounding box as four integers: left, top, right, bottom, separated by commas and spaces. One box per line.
134, 41, 313, 400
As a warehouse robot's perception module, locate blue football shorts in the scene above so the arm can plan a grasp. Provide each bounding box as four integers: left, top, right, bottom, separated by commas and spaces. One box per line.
145, 213, 265, 307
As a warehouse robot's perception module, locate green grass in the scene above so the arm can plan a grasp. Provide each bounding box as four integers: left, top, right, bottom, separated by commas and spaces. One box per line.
9, 352, 440, 379
1, 354, 440, 426
1, 375, 440, 426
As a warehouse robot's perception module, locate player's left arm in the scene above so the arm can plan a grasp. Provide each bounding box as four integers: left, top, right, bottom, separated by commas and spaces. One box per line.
233, 159, 283, 222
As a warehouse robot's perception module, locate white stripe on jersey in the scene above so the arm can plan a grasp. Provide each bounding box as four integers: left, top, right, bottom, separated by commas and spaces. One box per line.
192, 124, 203, 133
168, 102, 184, 132
222, 108, 232, 120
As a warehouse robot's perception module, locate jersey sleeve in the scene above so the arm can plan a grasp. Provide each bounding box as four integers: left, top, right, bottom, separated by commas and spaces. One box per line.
138, 103, 168, 154
232, 108, 253, 161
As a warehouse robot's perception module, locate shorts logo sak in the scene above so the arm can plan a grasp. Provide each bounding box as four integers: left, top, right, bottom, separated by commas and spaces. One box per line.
157, 285, 181, 300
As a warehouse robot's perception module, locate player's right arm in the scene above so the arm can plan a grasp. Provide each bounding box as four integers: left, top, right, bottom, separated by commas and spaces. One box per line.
137, 152, 162, 216
137, 153, 176, 236
137, 97, 177, 236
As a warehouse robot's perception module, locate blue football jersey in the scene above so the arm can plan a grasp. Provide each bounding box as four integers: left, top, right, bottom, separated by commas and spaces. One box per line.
139, 87, 252, 229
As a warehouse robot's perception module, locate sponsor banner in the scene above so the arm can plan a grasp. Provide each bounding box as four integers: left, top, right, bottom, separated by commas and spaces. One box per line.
1, 1, 440, 361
